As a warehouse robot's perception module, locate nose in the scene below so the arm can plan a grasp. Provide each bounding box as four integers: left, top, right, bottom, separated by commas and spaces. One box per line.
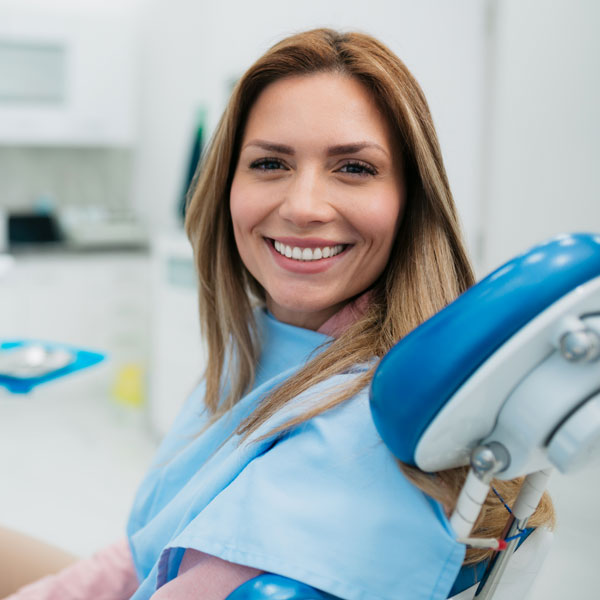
278, 169, 336, 228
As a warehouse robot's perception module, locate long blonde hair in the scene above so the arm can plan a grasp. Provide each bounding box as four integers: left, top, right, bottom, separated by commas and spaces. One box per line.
185, 28, 554, 564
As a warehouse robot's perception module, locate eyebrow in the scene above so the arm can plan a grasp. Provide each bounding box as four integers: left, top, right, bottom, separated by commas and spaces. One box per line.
244, 140, 294, 155
243, 139, 389, 158
326, 142, 389, 158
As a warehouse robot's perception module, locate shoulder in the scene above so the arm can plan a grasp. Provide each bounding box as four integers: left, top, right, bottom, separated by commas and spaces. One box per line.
246, 366, 377, 455
165, 373, 463, 600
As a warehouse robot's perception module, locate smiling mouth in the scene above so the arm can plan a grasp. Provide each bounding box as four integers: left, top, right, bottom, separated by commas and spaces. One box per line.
269, 239, 349, 262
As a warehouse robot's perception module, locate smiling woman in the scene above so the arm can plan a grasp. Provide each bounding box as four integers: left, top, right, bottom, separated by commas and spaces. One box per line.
230, 73, 405, 330
3, 27, 553, 600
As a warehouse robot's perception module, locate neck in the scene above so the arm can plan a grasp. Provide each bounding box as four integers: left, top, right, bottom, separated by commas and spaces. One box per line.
266, 300, 348, 332
265, 292, 371, 337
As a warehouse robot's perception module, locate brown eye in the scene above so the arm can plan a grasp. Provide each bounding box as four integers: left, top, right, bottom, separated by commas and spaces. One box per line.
250, 158, 288, 171
338, 161, 377, 176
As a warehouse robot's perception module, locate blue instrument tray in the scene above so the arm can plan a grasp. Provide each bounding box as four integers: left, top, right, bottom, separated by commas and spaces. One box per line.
0, 340, 105, 394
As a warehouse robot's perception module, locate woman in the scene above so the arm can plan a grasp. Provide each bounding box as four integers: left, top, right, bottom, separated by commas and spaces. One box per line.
4, 28, 553, 600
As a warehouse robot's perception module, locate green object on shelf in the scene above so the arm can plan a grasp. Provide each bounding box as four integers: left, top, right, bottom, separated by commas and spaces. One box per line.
179, 106, 207, 223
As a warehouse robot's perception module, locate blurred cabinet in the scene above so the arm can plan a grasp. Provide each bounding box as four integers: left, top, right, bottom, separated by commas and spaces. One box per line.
149, 234, 206, 437
0, 251, 151, 399
0, 12, 138, 146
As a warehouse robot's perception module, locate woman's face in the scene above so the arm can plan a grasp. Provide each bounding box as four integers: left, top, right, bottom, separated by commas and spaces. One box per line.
230, 72, 405, 330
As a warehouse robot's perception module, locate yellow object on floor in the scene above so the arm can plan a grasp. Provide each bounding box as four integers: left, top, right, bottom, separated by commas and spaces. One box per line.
112, 363, 145, 408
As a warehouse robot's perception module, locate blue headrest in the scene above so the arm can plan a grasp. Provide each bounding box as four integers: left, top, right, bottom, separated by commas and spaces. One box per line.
369, 233, 600, 466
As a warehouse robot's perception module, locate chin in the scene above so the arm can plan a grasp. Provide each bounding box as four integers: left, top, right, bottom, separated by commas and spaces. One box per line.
268, 292, 346, 322
277, 292, 337, 311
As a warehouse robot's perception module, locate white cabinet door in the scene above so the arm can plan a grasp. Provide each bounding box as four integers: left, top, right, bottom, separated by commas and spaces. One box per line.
149, 234, 206, 437
0, 12, 138, 146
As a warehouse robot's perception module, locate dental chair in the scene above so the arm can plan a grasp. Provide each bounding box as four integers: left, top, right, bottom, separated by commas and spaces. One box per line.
227, 233, 600, 600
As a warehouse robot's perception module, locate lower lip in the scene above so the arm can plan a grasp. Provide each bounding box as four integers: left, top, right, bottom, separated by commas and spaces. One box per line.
266, 239, 350, 274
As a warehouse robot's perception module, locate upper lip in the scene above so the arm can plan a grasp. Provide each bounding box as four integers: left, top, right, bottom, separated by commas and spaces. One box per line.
268, 236, 350, 248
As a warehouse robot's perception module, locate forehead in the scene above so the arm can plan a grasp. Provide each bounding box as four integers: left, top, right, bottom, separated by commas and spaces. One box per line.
242, 72, 393, 149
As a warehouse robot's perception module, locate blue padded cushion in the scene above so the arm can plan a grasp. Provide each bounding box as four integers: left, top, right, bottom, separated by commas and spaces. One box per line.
226, 574, 341, 600
0, 340, 105, 393
370, 233, 600, 466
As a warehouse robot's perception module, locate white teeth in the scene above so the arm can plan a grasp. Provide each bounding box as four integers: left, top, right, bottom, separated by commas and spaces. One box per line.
272, 240, 346, 261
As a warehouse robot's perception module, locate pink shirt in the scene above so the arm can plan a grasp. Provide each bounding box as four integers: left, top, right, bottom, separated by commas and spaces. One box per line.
9, 539, 261, 600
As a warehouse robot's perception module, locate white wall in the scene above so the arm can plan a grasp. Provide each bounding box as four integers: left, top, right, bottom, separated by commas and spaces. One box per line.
0, 147, 132, 213
133, 0, 487, 253
483, 4, 600, 598
482, 0, 600, 273
0, 0, 145, 18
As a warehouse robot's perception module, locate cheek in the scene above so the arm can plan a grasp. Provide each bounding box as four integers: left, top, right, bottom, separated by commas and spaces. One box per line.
229, 177, 270, 281
357, 197, 403, 246
229, 177, 245, 230
378, 184, 405, 240
230, 177, 269, 235
229, 179, 253, 268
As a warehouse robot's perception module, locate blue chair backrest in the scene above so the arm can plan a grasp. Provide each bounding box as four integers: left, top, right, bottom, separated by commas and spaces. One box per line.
370, 233, 600, 465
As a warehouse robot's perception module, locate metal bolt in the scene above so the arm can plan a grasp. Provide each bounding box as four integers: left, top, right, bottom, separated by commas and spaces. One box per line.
471, 442, 510, 482
559, 329, 600, 362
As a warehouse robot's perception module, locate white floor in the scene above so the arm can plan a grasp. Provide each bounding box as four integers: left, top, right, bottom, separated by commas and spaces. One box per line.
1, 368, 598, 598
0, 364, 157, 557
527, 466, 600, 599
